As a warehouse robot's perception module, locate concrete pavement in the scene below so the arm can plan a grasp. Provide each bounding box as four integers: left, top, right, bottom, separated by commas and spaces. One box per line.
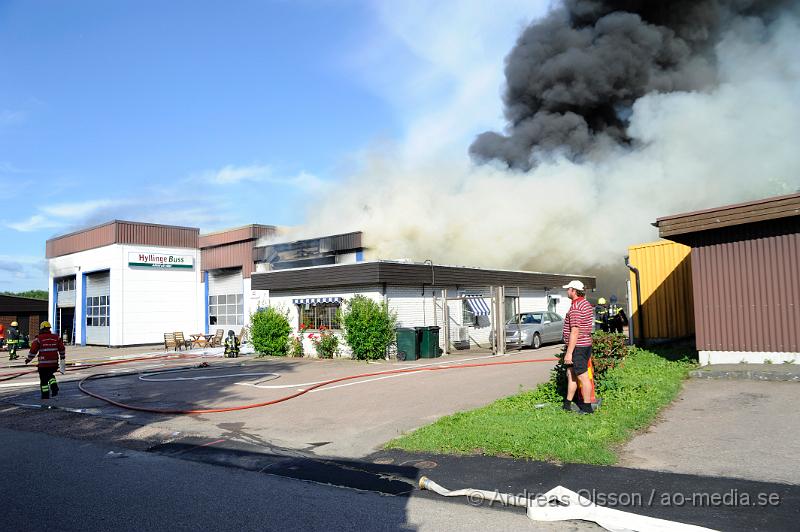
618, 379, 800, 485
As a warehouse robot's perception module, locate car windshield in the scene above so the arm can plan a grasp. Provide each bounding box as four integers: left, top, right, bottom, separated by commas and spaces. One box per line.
507, 313, 543, 325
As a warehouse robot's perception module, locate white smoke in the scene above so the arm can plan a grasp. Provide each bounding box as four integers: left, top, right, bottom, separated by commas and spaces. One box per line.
300, 8, 800, 295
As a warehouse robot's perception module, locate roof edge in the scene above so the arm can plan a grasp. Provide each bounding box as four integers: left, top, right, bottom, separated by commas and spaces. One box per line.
200, 223, 277, 238
47, 220, 200, 243
655, 192, 800, 224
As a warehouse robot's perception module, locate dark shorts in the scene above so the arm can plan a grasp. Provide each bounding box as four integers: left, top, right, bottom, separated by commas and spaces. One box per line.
570, 346, 592, 376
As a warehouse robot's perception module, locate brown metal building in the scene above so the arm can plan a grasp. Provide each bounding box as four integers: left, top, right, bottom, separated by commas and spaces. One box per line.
656, 192, 800, 364
46, 220, 199, 259
200, 224, 277, 279
0, 294, 49, 341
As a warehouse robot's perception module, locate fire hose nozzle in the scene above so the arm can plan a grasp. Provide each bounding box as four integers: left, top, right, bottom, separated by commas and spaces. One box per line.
419, 476, 430, 490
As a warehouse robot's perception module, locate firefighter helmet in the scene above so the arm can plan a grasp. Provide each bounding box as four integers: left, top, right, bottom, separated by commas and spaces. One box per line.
40, 321, 51, 330
10, 321, 18, 327
597, 298, 607, 305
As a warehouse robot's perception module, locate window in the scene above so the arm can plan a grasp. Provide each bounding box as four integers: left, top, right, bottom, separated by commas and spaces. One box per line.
299, 303, 341, 330
209, 294, 243, 327
85, 295, 110, 327
57, 278, 75, 292
548, 312, 562, 322
462, 302, 477, 326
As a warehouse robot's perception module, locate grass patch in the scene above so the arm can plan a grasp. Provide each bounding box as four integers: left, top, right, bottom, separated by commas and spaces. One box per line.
387, 347, 695, 465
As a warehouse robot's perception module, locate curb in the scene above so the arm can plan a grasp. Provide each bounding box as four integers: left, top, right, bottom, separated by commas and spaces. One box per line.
689, 369, 800, 382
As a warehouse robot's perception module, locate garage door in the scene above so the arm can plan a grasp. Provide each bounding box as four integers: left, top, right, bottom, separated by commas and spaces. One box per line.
85, 271, 110, 345
208, 269, 243, 329
56, 276, 76, 308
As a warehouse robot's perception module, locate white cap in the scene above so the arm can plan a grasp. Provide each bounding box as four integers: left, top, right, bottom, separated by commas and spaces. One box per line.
562, 280, 585, 291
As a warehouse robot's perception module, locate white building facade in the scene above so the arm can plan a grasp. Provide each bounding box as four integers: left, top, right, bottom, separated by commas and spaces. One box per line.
45, 221, 366, 347
47, 222, 204, 346
253, 261, 595, 357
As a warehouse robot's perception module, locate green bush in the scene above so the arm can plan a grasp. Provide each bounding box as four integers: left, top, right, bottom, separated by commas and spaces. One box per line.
341, 295, 397, 360
289, 334, 304, 357
310, 328, 340, 359
250, 307, 292, 357
550, 331, 631, 397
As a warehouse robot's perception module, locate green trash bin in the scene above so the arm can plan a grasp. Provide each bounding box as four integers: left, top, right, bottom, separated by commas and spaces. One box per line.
396, 328, 419, 361
417, 326, 442, 358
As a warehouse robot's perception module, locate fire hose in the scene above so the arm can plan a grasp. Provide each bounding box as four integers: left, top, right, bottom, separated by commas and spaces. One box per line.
77, 357, 559, 415
0, 352, 213, 383
418, 477, 717, 532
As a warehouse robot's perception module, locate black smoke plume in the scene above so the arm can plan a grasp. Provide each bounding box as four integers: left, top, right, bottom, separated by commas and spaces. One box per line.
470, 0, 790, 170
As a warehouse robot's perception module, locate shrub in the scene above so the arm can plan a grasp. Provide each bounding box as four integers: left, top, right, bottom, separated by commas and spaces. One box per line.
341, 295, 397, 360
550, 331, 631, 397
250, 307, 292, 357
310, 326, 339, 359
289, 334, 304, 357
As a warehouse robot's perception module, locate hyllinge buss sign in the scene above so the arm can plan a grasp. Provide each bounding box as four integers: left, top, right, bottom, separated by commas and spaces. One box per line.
128, 252, 194, 269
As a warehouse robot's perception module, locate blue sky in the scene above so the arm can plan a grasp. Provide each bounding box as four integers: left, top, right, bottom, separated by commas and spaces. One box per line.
0, 0, 544, 291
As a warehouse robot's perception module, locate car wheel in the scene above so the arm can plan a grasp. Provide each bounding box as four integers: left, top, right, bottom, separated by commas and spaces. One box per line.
531, 333, 541, 349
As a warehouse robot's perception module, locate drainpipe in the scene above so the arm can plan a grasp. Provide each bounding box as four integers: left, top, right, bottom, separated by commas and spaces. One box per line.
625, 256, 642, 346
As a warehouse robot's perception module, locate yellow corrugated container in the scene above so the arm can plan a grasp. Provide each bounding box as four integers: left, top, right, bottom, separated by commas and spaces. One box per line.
627, 240, 694, 341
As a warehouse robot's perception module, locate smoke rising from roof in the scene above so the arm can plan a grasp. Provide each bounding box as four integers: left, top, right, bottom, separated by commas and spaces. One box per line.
301, 2, 800, 296
470, 0, 792, 170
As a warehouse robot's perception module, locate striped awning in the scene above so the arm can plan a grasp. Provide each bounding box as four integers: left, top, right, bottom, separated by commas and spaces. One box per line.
293, 297, 342, 306
465, 296, 490, 316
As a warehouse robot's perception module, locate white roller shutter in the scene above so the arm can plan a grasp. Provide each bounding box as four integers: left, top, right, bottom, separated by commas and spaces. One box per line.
208, 269, 244, 328
56, 276, 77, 308
85, 271, 110, 345
209, 270, 243, 296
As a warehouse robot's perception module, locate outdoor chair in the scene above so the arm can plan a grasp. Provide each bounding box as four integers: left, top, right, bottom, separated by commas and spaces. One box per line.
174, 331, 191, 350
164, 333, 177, 351
236, 327, 248, 344
211, 329, 224, 347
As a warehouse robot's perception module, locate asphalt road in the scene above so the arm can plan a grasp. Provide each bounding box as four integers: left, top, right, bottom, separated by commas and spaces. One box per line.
0, 346, 562, 458
0, 427, 599, 532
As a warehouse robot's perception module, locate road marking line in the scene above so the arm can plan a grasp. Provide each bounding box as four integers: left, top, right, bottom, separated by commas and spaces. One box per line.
235, 351, 550, 391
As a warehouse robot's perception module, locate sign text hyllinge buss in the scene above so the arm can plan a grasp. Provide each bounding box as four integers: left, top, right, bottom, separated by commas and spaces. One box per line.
128, 252, 194, 269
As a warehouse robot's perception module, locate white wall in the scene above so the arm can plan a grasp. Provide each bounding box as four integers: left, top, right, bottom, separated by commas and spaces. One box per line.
266, 284, 575, 356
50, 245, 119, 345
700, 351, 799, 365
268, 286, 383, 332
335, 252, 359, 264
267, 286, 383, 358
384, 286, 564, 350
48, 244, 203, 346
119, 244, 203, 345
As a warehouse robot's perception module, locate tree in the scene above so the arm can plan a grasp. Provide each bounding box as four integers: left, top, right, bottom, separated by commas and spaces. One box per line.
1, 290, 48, 300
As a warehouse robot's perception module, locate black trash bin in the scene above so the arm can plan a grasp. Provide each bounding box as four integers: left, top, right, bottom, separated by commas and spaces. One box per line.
396, 328, 419, 361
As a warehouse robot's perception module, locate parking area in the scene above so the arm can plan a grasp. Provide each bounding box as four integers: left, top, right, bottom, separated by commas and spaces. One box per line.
619, 378, 800, 485
0, 344, 561, 458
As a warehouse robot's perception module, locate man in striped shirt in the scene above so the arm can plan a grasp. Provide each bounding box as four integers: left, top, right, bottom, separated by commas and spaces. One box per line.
562, 280, 595, 414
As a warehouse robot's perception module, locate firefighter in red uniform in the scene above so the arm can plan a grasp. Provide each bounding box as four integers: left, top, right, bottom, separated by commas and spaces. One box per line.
25, 322, 66, 399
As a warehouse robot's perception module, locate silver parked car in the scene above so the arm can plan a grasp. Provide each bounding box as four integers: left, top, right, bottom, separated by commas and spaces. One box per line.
499, 311, 564, 349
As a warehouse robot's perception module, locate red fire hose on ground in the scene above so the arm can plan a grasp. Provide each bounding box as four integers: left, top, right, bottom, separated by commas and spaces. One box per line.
77, 357, 558, 415
0, 352, 211, 383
